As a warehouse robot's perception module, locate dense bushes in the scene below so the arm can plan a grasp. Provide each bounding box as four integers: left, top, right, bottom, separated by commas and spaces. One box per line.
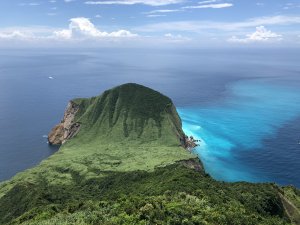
0, 162, 293, 225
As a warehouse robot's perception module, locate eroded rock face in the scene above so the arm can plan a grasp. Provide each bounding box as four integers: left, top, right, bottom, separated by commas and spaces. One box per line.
48, 124, 64, 145
48, 101, 80, 145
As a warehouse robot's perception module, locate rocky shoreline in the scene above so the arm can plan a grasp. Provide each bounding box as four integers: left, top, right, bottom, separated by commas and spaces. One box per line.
181, 135, 200, 150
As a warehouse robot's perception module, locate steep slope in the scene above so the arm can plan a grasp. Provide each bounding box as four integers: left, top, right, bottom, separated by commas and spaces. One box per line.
0, 83, 298, 225
49, 83, 186, 146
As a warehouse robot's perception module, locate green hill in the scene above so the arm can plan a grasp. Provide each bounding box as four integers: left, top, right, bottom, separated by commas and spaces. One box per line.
0, 83, 299, 225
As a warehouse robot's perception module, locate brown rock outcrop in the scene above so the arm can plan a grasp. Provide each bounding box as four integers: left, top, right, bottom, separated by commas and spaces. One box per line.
48, 101, 81, 145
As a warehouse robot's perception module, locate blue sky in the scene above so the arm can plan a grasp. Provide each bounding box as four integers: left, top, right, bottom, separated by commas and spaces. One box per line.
0, 0, 300, 47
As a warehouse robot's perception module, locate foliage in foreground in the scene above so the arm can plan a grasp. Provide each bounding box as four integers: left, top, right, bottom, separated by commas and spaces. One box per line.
0, 161, 295, 225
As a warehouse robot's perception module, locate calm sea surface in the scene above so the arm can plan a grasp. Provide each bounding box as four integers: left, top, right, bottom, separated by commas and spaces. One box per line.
0, 48, 299, 187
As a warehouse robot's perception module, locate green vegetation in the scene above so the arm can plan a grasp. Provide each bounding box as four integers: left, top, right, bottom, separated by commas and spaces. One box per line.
71, 83, 185, 146
0, 83, 299, 225
280, 186, 300, 224
0, 161, 293, 225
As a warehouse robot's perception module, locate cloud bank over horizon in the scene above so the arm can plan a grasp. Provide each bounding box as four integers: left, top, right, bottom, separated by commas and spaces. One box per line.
0, 17, 138, 44
0, 0, 299, 47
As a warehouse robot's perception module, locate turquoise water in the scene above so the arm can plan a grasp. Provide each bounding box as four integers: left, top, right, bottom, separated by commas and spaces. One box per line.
179, 79, 300, 185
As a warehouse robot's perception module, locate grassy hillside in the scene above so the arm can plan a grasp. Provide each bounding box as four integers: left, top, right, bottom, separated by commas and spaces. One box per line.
0, 83, 299, 225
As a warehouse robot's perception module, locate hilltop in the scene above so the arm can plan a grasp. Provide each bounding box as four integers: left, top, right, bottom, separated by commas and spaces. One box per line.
46, 83, 194, 173
0, 83, 299, 225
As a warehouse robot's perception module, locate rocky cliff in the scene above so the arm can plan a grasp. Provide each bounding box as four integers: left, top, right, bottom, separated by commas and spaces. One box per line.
48, 101, 81, 145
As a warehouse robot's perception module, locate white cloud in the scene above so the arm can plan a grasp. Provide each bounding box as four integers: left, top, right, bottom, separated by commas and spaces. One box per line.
19, 2, 41, 6
109, 30, 137, 37
183, 3, 233, 9
47, 13, 57, 16
256, 2, 264, 7
164, 33, 190, 42
145, 9, 181, 14
53, 29, 72, 39
1, 14, 299, 47
0, 18, 137, 42
247, 26, 282, 41
228, 26, 282, 43
283, 3, 300, 10
85, 0, 185, 6
198, 0, 218, 4
164, 33, 184, 39
147, 14, 166, 18
164, 33, 173, 37
0, 31, 33, 40
54, 17, 138, 39
136, 15, 300, 32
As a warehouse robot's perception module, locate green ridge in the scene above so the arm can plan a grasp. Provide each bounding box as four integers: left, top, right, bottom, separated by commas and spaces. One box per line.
0, 83, 299, 225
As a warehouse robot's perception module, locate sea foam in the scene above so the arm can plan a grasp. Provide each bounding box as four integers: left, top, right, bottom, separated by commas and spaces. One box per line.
178, 79, 300, 183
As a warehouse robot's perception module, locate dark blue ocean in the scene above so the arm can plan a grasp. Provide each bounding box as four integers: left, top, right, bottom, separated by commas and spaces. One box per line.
0, 48, 299, 187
